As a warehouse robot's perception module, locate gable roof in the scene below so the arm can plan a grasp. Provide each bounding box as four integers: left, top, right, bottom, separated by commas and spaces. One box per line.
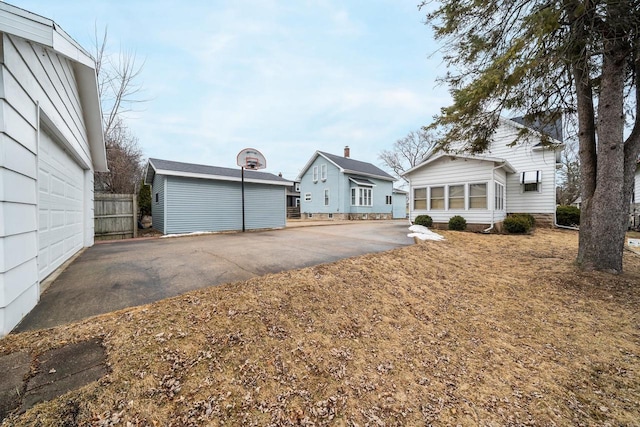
297, 151, 395, 182
509, 115, 563, 143
0, 3, 107, 172
145, 158, 293, 187
402, 152, 516, 177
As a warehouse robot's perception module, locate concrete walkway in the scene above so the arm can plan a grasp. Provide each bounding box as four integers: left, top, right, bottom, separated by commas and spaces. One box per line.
15, 220, 412, 332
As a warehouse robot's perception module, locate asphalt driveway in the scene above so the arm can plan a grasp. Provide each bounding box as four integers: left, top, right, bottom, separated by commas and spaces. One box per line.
15, 221, 412, 332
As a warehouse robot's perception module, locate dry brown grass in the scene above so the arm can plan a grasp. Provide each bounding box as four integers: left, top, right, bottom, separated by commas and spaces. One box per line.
1, 229, 639, 426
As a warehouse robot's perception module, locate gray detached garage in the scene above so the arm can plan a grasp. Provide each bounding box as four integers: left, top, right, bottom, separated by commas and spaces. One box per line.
145, 158, 292, 234
0, 4, 107, 335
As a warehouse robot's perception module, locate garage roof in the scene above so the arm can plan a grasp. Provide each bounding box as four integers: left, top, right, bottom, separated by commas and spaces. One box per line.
145, 158, 294, 187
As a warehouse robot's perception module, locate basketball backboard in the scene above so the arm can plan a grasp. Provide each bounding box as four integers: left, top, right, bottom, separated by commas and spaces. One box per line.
237, 148, 266, 170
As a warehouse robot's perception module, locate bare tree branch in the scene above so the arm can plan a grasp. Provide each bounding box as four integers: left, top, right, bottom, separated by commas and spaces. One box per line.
379, 129, 437, 182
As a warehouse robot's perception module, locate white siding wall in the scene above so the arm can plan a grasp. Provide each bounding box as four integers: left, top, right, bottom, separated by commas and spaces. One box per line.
0, 33, 94, 335
484, 122, 559, 214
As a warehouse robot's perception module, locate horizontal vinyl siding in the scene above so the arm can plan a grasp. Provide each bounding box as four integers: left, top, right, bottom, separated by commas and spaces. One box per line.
0, 55, 39, 335
245, 185, 285, 230
3, 35, 91, 168
166, 177, 242, 234
165, 177, 286, 234
299, 156, 341, 214
151, 175, 165, 234
486, 123, 559, 214
345, 176, 394, 215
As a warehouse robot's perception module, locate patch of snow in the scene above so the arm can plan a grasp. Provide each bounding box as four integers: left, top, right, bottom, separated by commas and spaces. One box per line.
408, 224, 431, 234
407, 224, 445, 241
407, 232, 445, 241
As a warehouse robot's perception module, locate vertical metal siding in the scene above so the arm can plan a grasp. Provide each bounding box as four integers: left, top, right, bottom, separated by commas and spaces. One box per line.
151, 175, 165, 234
165, 177, 285, 234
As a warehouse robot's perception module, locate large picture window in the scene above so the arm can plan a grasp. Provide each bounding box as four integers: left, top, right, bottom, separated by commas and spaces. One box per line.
448, 185, 465, 209
413, 188, 427, 210
469, 183, 487, 209
430, 186, 445, 210
351, 187, 372, 206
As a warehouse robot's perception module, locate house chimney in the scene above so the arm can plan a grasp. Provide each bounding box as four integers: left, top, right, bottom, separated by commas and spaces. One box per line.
278, 172, 282, 177
344, 146, 350, 158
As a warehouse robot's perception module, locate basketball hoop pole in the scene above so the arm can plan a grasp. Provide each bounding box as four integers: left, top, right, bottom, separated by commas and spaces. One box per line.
237, 148, 266, 233
241, 166, 246, 232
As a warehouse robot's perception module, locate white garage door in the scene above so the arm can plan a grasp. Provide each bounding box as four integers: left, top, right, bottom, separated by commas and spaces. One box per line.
38, 129, 84, 280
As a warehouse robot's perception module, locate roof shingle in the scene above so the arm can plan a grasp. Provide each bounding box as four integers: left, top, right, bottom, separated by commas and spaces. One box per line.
146, 158, 291, 184
318, 151, 394, 180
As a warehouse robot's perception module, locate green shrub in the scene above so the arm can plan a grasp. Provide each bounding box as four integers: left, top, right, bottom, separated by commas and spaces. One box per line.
556, 205, 580, 226
509, 213, 536, 229
414, 215, 433, 227
503, 215, 531, 233
138, 180, 152, 216
448, 215, 467, 231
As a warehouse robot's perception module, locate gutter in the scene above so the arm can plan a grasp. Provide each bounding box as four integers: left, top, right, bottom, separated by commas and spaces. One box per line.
482, 162, 509, 233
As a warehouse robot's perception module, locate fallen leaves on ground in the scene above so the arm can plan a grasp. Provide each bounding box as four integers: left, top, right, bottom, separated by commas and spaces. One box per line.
1, 229, 639, 426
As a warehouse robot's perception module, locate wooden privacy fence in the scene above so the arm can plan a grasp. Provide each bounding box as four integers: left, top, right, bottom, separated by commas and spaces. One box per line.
94, 193, 137, 240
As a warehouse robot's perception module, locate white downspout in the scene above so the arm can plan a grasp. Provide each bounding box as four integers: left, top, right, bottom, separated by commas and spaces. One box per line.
554, 211, 580, 230
483, 162, 508, 233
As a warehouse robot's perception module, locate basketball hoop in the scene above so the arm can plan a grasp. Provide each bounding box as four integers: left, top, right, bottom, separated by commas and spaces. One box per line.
237, 148, 266, 170
236, 148, 267, 232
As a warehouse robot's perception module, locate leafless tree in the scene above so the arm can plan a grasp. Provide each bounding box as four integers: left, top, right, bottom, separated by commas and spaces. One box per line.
93, 27, 146, 194
379, 129, 437, 182
98, 118, 144, 193
556, 141, 581, 206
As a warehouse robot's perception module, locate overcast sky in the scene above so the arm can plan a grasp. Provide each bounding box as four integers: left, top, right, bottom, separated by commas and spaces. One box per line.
11, 0, 450, 180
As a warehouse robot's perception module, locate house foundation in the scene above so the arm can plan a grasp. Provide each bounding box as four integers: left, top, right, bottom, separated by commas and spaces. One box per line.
302, 213, 393, 221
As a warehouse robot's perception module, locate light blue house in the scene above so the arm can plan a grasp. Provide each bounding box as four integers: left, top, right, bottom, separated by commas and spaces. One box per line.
145, 158, 292, 234
297, 147, 396, 220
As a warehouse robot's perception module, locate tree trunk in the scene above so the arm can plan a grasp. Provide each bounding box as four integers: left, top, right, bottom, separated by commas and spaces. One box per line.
576, 31, 627, 273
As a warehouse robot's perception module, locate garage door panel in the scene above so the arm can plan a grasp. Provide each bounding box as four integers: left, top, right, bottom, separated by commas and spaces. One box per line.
38, 129, 84, 280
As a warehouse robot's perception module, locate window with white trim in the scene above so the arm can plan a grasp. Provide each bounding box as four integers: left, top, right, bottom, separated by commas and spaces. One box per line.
521, 171, 541, 192
320, 164, 327, 181
304, 192, 311, 202
324, 189, 330, 206
430, 186, 445, 210
448, 185, 465, 209
351, 187, 372, 206
469, 183, 487, 209
295, 198, 300, 207
295, 183, 300, 192
312, 166, 318, 182
495, 182, 504, 210
413, 188, 427, 210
